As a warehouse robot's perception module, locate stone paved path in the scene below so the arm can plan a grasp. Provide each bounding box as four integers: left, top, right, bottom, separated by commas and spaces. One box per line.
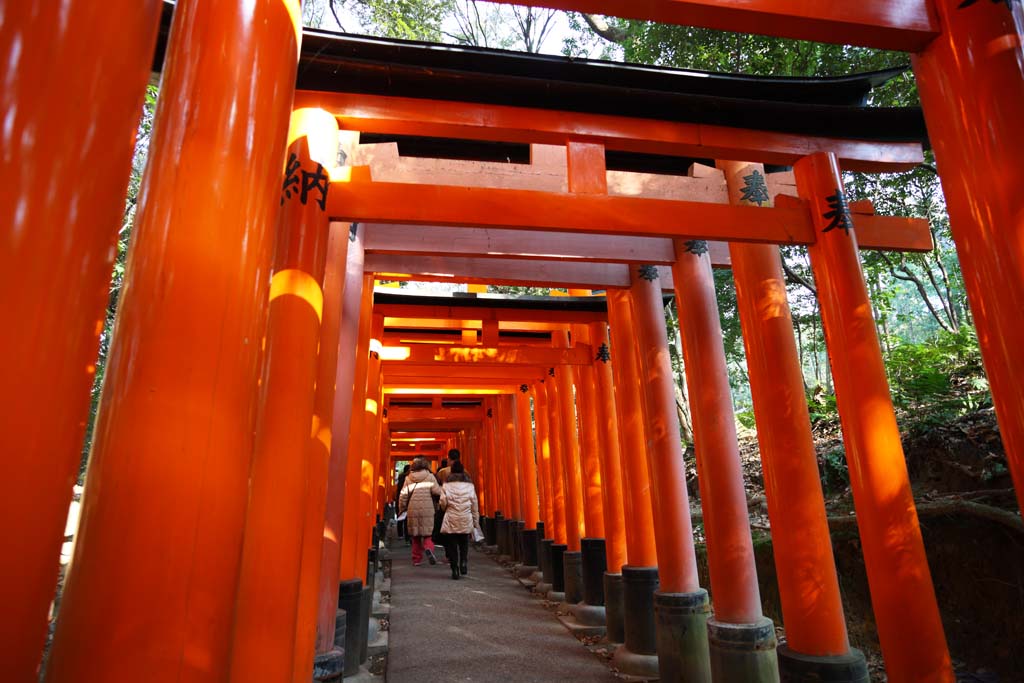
386, 544, 619, 682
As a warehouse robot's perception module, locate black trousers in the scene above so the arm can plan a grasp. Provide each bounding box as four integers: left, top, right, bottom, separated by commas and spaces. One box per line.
445, 533, 469, 571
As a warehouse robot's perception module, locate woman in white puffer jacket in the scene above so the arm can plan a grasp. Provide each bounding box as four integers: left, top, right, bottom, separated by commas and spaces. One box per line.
438, 462, 480, 580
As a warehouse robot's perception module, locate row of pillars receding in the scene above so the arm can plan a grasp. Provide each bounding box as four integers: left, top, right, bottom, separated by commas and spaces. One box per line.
461, 155, 949, 683
5, 1, 1024, 682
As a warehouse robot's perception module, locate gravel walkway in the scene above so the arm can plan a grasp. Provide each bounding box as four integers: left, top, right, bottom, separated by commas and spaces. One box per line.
386, 544, 619, 682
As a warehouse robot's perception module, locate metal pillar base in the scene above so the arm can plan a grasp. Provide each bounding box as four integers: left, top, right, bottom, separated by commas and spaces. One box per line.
358, 585, 373, 664
708, 617, 780, 683
778, 645, 869, 683
611, 566, 660, 679
654, 589, 712, 683
562, 550, 583, 606
603, 572, 625, 645
313, 646, 345, 681
550, 543, 567, 591
337, 581, 364, 676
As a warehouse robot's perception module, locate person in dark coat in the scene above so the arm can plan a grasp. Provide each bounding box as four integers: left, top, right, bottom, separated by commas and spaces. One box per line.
395, 464, 411, 544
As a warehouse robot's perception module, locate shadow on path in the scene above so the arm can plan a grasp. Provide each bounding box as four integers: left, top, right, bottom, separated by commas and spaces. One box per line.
386, 544, 619, 682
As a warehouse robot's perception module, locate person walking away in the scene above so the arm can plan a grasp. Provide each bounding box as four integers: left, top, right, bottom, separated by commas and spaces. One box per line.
437, 448, 468, 485
395, 464, 411, 544
398, 457, 441, 566
438, 462, 480, 579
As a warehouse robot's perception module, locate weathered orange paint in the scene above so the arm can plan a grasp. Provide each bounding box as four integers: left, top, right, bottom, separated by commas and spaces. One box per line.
673, 240, 763, 623
629, 269, 701, 594
795, 152, 952, 682
339, 276, 376, 582
0, 1, 161, 675
721, 160, 849, 656
229, 109, 338, 682
606, 291, 658, 568
571, 326, 606, 539
516, 392, 541, 530
913, 0, 1024, 518
45, 1, 300, 679
553, 330, 586, 551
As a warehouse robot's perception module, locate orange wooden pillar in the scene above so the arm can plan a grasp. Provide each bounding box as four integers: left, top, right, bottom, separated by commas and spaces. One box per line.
795, 152, 952, 682
605, 291, 659, 569
316, 227, 365, 656
673, 241, 778, 678
516, 390, 540, 532
500, 395, 523, 520
571, 326, 606, 540
46, 1, 300, 680
534, 382, 555, 532
589, 323, 628, 577
0, 3, 161, 676
545, 376, 569, 545
721, 160, 863, 677
339, 276, 375, 583
228, 108, 338, 682
355, 320, 385, 580
629, 268, 714, 680
606, 290, 662, 678
553, 330, 585, 551
628, 269, 701, 593
913, 1, 1024, 517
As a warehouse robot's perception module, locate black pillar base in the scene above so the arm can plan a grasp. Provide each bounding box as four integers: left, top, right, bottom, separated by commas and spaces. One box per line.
778, 645, 869, 683
654, 589, 712, 682
522, 528, 540, 567
536, 538, 555, 594
337, 580, 364, 676
581, 538, 607, 606
313, 607, 347, 681
358, 585, 373, 664
549, 543, 568, 601
513, 520, 525, 563
707, 617, 779, 682
562, 550, 583, 605
604, 573, 625, 644
496, 518, 510, 559
612, 565, 660, 679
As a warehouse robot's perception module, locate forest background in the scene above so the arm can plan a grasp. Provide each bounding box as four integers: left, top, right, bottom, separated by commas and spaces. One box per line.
88, 0, 1000, 497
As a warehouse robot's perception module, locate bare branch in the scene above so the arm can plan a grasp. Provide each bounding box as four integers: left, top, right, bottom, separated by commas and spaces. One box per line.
581, 13, 627, 43
780, 253, 817, 296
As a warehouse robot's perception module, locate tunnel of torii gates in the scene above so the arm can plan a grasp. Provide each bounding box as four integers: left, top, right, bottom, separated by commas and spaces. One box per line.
4, 0, 1024, 682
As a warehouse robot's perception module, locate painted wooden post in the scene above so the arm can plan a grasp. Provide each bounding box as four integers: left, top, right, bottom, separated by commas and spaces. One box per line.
605, 291, 659, 568
571, 326, 607, 540
589, 323, 628, 576
627, 269, 700, 595
553, 329, 586, 551
795, 152, 952, 683
913, 0, 1024, 516
545, 373, 569, 544
45, 1, 302, 679
316, 225, 365, 654
228, 108, 338, 682
721, 160, 864, 678
0, 2, 161, 675
339, 276, 375, 582
534, 382, 555, 531
516, 391, 540, 530
672, 239, 779, 679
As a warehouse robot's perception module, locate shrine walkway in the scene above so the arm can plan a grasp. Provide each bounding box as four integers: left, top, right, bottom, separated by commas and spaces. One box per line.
386, 544, 618, 682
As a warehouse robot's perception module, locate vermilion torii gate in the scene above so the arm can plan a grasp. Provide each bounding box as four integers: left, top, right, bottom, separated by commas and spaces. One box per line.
4, 0, 1022, 682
